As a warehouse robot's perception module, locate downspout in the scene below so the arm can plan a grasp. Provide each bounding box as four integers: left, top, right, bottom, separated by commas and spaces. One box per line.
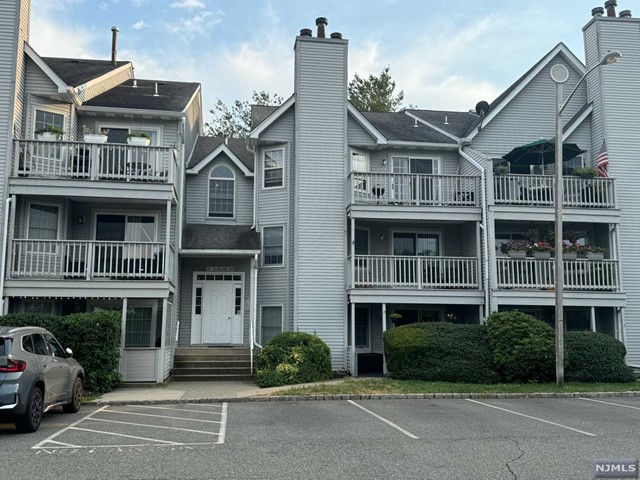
458, 147, 490, 321
0, 197, 11, 314
251, 253, 261, 374
246, 144, 257, 230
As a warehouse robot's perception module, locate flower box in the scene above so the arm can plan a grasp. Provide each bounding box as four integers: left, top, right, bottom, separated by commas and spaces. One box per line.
563, 252, 578, 260
508, 250, 527, 259
127, 136, 151, 146
37, 132, 59, 142
587, 252, 604, 261
83, 133, 108, 144
533, 251, 551, 259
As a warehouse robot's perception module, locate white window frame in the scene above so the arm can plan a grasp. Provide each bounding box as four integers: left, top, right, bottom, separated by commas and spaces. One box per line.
207, 164, 236, 219
351, 149, 370, 193
124, 299, 159, 349
92, 211, 159, 242
262, 225, 284, 267
390, 229, 443, 257
32, 107, 66, 139
263, 148, 285, 190
391, 155, 441, 174
26, 202, 61, 241
260, 305, 283, 344
96, 121, 163, 146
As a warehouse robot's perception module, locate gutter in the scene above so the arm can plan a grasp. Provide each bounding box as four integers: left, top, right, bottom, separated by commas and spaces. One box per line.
458, 147, 490, 321
0, 197, 11, 314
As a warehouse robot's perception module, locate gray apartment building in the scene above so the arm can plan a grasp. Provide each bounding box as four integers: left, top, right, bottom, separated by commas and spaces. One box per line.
0, 0, 638, 382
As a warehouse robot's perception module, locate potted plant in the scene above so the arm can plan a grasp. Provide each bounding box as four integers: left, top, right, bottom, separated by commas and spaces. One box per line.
528, 241, 554, 259
572, 166, 598, 179
127, 130, 151, 146
562, 242, 582, 260
504, 240, 530, 259
586, 246, 606, 261
35, 125, 64, 141
82, 125, 109, 144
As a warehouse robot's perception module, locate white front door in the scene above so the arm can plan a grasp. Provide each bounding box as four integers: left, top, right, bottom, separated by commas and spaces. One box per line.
202, 282, 234, 344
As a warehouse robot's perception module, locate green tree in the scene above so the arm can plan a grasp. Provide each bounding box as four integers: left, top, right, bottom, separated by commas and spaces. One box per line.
205, 90, 283, 137
348, 66, 406, 112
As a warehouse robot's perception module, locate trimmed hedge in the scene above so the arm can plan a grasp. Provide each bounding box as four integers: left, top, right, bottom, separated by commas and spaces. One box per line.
256, 332, 332, 388
384, 323, 500, 384
486, 311, 555, 382
0, 312, 121, 393
565, 331, 636, 383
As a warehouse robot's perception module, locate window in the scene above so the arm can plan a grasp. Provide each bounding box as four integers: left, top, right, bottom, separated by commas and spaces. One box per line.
22, 335, 34, 354
393, 232, 440, 256
28, 204, 59, 240
44, 333, 65, 357
355, 307, 369, 349
34, 109, 64, 135
261, 306, 282, 344
264, 149, 284, 188
351, 151, 369, 192
209, 166, 235, 217
23, 300, 54, 315
31, 334, 49, 355
355, 229, 369, 256
125, 304, 160, 348
95, 214, 156, 242
194, 287, 202, 315
263, 226, 284, 266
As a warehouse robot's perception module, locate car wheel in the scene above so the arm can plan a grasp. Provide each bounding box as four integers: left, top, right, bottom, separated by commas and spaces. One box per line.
63, 376, 83, 413
15, 387, 44, 433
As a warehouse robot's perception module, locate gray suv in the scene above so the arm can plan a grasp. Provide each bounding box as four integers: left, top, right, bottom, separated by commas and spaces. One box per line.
0, 326, 84, 433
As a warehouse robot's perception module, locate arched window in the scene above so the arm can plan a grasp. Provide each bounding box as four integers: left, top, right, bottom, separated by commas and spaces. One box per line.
209, 166, 234, 218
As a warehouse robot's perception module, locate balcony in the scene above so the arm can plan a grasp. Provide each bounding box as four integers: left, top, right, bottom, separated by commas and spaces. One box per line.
350, 255, 479, 289
9, 240, 172, 281
12, 140, 177, 184
496, 257, 619, 291
493, 174, 615, 208
349, 173, 479, 206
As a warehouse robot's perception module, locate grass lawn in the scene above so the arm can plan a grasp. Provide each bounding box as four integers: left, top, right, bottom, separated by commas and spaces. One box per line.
274, 378, 640, 396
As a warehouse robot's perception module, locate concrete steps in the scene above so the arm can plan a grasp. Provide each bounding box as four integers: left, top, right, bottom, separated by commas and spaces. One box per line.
171, 347, 255, 381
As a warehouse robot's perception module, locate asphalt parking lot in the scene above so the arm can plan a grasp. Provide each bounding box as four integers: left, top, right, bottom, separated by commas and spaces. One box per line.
0, 396, 638, 479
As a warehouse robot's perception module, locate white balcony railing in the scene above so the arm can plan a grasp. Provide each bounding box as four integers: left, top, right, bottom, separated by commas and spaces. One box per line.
351, 255, 479, 289
493, 174, 615, 208
349, 173, 479, 206
9, 240, 170, 280
496, 257, 619, 290
12, 140, 177, 184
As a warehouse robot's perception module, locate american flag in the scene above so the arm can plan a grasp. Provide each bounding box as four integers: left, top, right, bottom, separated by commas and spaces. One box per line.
596, 140, 609, 177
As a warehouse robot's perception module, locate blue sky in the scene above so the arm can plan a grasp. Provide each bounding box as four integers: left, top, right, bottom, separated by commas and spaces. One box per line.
30, 0, 605, 119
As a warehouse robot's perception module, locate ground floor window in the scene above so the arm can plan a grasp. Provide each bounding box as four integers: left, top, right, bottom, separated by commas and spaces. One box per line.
261, 306, 282, 345
125, 301, 162, 348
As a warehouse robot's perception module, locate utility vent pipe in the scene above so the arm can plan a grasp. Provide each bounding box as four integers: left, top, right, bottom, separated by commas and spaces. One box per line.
111, 26, 119, 64
619, 9, 632, 17
592, 6, 605, 16
605, 0, 617, 17
315, 17, 327, 38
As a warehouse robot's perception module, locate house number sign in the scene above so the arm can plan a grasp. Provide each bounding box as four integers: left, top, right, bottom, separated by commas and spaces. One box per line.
206, 267, 235, 272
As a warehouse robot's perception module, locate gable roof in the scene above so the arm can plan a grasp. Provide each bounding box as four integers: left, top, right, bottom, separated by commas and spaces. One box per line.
187, 136, 253, 174
41, 57, 132, 88
464, 42, 585, 140
251, 105, 279, 130
248, 95, 296, 139
181, 224, 260, 252
406, 110, 479, 139
362, 111, 458, 144
83, 79, 200, 112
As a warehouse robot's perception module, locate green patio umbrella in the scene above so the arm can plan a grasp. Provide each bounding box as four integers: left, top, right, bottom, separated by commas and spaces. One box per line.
502, 139, 585, 171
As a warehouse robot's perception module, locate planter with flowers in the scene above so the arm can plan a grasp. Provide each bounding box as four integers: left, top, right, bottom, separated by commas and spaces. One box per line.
528, 241, 554, 259
82, 125, 109, 144
504, 240, 530, 259
586, 246, 606, 261
562, 242, 584, 260
127, 131, 151, 146
35, 125, 64, 141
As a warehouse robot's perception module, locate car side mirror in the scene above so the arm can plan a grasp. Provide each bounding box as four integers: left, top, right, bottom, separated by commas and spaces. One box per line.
65, 348, 73, 358
0, 356, 7, 368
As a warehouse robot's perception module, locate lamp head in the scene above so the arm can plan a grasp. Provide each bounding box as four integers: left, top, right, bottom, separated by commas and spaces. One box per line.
600, 50, 622, 65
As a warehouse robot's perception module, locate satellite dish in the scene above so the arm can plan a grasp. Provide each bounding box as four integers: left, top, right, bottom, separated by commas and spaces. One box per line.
550, 64, 569, 84
475, 101, 490, 116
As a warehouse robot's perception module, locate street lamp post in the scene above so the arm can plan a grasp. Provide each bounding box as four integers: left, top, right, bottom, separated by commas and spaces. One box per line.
550, 50, 621, 387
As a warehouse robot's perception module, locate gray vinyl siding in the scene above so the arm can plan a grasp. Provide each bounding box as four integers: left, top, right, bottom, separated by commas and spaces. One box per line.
83, 116, 179, 148
25, 57, 59, 97
178, 257, 252, 346
25, 95, 73, 139
293, 37, 348, 369
77, 66, 133, 103
379, 149, 460, 175
565, 121, 592, 164
347, 114, 376, 146
471, 55, 589, 157
185, 157, 253, 225
587, 16, 640, 366
460, 222, 477, 257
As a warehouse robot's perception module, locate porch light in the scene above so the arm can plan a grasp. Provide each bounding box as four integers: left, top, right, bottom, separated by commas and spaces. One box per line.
550, 50, 621, 387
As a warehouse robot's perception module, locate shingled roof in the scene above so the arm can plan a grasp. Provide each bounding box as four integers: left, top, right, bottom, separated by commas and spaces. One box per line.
41, 57, 131, 87
182, 224, 260, 251
406, 110, 480, 139
187, 136, 253, 171
362, 111, 458, 144
84, 79, 200, 112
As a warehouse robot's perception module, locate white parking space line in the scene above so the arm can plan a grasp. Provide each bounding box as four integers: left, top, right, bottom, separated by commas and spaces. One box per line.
218, 403, 227, 444
33, 405, 109, 449
347, 400, 419, 439
70, 426, 179, 444
87, 417, 222, 435
126, 405, 224, 415
579, 397, 640, 410
466, 399, 596, 437
101, 409, 223, 424
187, 403, 224, 409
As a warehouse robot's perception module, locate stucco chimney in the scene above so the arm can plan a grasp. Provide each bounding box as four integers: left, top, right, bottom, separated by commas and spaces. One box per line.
316, 17, 327, 38
604, 0, 617, 17
111, 26, 119, 64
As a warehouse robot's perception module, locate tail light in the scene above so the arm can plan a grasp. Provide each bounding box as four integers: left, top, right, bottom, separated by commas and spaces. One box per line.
0, 358, 26, 373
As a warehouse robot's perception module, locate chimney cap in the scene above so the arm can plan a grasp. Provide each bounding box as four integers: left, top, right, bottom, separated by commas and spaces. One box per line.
315, 17, 328, 26
330, 32, 342, 39
111, 25, 119, 32
592, 6, 605, 16
300, 28, 312, 37
619, 9, 632, 17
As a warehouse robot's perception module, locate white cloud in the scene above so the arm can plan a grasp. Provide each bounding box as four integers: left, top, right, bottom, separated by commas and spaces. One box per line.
165, 11, 220, 40
170, 0, 206, 9
132, 20, 150, 30
29, 11, 99, 59
131, 0, 148, 7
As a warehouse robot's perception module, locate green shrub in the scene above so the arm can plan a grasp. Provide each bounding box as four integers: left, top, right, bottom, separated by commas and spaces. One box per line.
0, 311, 121, 393
256, 332, 332, 388
486, 311, 555, 382
565, 331, 636, 383
383, 323, 500, 384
